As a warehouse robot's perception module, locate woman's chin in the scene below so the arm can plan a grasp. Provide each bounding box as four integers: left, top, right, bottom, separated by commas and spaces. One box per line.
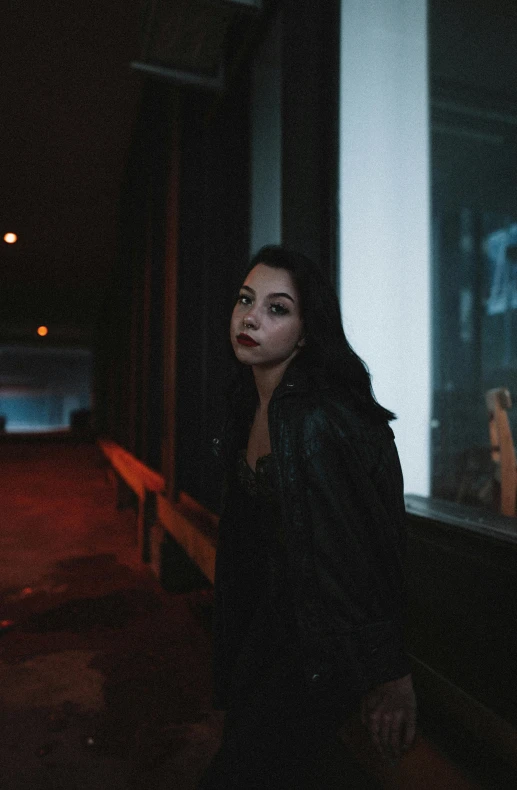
233, 344, 257, 365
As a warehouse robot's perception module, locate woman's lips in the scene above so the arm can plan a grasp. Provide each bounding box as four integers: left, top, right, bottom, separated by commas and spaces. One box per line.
236, 333, 259, 347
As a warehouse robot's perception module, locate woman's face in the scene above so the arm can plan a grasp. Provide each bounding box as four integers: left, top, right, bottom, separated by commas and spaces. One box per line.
230, 263, 305, 370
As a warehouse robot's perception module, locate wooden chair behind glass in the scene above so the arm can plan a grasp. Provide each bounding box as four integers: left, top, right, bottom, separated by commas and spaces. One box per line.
485, 388, 517, 517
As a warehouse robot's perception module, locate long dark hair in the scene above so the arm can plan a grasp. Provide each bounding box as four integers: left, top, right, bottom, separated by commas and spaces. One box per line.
235, 245, 395, 423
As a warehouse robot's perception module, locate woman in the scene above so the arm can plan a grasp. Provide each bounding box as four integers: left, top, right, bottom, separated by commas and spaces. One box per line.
201, 246, 416, 789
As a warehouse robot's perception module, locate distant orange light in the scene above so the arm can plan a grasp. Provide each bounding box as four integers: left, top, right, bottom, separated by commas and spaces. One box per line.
3, 232, 17, 244
37, 326, 48, 337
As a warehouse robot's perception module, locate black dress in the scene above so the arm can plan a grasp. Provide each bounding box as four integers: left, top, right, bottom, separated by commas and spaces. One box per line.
198, 451, 356, 790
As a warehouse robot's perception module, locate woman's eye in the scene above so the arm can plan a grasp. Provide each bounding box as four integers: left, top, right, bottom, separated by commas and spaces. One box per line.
270, 303, 289, 315
238, 294, 252, 305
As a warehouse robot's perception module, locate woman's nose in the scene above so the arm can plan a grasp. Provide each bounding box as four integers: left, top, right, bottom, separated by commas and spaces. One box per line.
243, 309, 258, 328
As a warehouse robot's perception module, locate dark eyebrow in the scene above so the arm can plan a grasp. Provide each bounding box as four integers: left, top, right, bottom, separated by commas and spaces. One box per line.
240, 285, 295, 303
270, 291, 295, 303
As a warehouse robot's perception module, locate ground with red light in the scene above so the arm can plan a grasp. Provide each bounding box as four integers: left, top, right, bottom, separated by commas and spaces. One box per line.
0, 440, 222, 790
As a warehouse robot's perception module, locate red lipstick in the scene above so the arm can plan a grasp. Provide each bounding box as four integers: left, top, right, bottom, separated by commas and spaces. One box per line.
237, 333, 259, 347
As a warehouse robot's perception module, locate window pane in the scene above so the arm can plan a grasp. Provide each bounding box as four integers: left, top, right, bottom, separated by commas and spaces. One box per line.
430, 0, 517, 505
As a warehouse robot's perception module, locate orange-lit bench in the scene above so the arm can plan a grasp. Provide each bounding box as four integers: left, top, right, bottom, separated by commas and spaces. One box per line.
98, 439, 165, 561
97, 440, 216, 584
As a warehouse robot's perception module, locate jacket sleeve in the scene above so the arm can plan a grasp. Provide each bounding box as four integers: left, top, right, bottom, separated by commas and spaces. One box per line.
300, 405, 411, 689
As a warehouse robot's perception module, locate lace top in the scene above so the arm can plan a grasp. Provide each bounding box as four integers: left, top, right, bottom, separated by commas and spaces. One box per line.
236, 449, 278, 504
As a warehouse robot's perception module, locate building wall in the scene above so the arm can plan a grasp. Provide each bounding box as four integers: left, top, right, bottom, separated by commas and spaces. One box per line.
339, 0, 431, 496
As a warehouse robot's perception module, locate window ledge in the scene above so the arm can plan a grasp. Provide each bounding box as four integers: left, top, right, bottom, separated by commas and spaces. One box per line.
405, 494, 517, 544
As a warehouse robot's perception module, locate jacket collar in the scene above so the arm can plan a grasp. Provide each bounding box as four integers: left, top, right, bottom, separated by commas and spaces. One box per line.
272, 355, 330, 401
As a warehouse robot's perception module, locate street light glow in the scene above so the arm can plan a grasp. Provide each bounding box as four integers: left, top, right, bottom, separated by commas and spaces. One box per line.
3, 233, 18, 244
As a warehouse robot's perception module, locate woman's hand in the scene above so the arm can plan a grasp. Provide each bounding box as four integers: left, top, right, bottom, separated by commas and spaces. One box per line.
360, 673, 417, 760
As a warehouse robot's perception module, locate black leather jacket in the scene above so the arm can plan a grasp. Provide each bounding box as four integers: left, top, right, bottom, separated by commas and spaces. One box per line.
213, 359, 410, 705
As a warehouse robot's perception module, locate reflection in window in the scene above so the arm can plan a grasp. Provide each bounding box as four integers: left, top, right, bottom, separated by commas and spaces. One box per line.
485, 225, 517, 317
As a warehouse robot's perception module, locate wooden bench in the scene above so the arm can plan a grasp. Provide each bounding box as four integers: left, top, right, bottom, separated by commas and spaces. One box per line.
156, 491, 217, 584
98, 440, 216, 585
98, 439, 165, 561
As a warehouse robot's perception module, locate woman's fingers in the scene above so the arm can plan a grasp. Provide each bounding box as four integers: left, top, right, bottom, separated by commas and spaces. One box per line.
361, 673, 417, 760
373, 708, 405, 759
369, 708, 412, 759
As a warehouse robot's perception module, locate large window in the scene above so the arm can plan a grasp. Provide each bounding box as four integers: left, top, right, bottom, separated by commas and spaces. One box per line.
430, 0, 517, 504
